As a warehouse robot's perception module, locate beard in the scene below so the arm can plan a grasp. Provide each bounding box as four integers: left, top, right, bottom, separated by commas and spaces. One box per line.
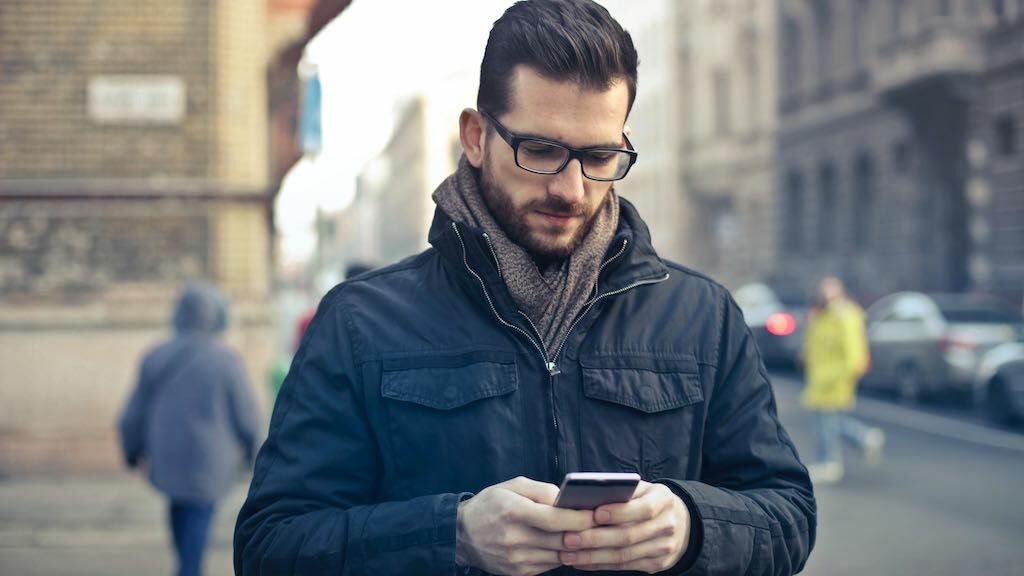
479, 156, 603, 261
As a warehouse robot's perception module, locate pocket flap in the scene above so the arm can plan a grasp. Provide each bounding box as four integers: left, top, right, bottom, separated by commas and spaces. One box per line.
580, 354, 703, 413
382, 351, 517, 410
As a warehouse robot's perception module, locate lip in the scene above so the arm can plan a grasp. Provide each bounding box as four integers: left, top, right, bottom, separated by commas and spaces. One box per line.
536, 211, 577, 226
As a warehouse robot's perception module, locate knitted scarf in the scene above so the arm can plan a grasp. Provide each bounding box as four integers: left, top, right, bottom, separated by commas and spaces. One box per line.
432, 155, 619, 355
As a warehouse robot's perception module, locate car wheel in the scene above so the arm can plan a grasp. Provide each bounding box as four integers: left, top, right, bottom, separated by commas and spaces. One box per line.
984, 376, 1013, 427
896, 363, 925, 404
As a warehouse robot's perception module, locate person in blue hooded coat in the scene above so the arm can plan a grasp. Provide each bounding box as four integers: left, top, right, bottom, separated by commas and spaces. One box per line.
119, 281, 262, 576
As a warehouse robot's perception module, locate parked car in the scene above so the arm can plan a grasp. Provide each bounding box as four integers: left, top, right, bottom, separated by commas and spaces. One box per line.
862, 291, 1023, 403
734, 283, 809, 369
974, 341, 1024, 426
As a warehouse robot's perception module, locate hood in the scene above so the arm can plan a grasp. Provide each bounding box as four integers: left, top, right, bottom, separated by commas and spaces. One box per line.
172, 281, 228, 335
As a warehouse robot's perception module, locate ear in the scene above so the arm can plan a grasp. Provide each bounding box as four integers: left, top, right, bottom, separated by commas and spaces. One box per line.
459, 108, 487, 169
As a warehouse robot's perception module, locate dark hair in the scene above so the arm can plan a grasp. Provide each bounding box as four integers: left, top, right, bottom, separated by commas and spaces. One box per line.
478, 0, 638, 117
344, 262, 374, 279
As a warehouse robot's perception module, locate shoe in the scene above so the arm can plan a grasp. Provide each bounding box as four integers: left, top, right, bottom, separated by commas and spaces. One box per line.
863, 428, 885, 467
807, 462, 844, 485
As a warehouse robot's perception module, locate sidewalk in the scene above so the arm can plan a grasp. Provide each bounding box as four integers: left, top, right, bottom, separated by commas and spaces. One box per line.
0, 473, 248, 576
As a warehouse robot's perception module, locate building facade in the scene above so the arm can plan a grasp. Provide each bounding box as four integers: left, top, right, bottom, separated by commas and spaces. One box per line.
677, 0, 779, 288
611, 0, 779, 290
339, 72, 474, 267
970, 6, 1024, 306
777, 0, 1023, 305
0, 0, 280, 473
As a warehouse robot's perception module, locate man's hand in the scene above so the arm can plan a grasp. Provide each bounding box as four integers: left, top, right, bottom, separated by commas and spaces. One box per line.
558, 481, 691, 573
456, 476, 595, 576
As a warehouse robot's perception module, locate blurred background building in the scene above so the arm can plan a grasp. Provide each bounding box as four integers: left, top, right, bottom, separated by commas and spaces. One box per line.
776, 0, 1023, 304
0, 0, 348, 474
1, 0, 1021, 475
678, 0, 778, 287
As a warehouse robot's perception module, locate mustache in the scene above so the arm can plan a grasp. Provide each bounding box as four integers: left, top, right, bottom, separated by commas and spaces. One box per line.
528, 197, 588, 217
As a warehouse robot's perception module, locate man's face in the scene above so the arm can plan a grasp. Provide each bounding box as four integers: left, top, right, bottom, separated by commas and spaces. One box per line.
479, 66, 630, 260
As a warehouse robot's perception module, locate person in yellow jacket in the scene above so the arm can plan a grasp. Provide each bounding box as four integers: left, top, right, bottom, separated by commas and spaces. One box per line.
801, 276, 885, 485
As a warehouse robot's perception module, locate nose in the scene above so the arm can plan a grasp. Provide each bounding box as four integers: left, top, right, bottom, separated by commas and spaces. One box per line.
547, 158, 586, 205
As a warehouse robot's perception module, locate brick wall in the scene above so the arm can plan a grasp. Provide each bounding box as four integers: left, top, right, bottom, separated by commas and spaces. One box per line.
0, 0, 215, 180
214, 0, 269, 190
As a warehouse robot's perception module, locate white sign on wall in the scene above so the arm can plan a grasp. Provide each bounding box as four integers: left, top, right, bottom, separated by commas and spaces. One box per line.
88, 76, 186, 125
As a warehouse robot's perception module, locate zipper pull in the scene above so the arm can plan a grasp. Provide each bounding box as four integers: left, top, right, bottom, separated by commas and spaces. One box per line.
546, 362, 561, 376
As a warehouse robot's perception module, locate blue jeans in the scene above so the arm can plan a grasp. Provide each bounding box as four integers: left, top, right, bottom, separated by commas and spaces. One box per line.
169, 501, 216, 576
815, 410, 872, 466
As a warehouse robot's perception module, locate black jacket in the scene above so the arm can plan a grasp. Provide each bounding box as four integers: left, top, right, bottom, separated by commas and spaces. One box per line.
234, 199, 816, 575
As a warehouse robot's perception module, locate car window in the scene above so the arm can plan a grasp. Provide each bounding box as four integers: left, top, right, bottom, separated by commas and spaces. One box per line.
891, 296, 932, 322
939, 305, 1021, 324
734, 284, 778, 309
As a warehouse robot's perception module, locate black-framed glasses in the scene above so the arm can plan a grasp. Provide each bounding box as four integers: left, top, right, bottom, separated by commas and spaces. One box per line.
481, 110, 638, 182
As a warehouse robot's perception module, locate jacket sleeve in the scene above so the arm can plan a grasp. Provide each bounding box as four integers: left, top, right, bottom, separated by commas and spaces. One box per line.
233, 290, 464, 576
660, 293, 816, 576
226, 350, 263, 465
117, 355, 152, 468
843, 306, 870, 378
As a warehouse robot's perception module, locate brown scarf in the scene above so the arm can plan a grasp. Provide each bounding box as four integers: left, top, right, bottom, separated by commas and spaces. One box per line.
433, 155, 619, 355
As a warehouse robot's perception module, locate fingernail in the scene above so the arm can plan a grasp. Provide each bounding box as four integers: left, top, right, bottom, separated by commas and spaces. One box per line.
596, 510, 612, 523
562, 552, 577, 564
564, 533, 581, 548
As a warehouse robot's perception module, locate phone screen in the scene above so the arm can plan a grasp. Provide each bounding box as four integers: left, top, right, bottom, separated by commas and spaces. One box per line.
554, 472, 640, 510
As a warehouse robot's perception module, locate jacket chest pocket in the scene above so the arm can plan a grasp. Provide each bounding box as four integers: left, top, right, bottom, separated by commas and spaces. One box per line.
578, 354, 704, 479
379, 350, 524, 496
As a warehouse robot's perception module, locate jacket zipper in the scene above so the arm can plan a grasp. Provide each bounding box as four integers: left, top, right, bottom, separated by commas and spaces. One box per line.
482, 233, 502, 279
452, 223, 549, 366
453, 224, 670, 477
458, 224, 565, 474
550, 240, 669, 365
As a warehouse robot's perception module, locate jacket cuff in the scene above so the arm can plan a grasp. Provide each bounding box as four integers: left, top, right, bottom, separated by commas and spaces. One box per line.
655, 479, 704, 575
453, 492, 476, 574
434, 492, 474, 573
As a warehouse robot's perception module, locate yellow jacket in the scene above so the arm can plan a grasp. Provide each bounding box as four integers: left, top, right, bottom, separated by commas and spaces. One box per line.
801, 298, 870, 410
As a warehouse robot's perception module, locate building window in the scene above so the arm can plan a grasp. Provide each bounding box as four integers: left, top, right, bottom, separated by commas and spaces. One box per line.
814, 2, 833, 90
892, 139, 912, 174
996, 114, 1017, 156
713, 68, 732, 135
853, 153, 876, 250
784, 170, 804, 253
892, 0, 907, 39
783, 17, 802, 98
852, 0, 868, 69
747, 59, 761, 133
992, 0, 1006, 20
710, 197, 737, 267
818, 162, 837, 253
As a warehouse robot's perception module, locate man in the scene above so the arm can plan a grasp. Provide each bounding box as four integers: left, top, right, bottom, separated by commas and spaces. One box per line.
801, 276, 885, 485
234, 1, 815, 574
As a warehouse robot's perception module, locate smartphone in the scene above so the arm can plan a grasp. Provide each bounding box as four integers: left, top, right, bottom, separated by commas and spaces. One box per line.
553, 472, 641, 510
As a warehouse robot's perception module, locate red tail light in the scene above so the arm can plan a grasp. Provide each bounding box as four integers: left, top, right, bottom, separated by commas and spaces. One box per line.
940, 337, 975, 352
766, 313, 797, 336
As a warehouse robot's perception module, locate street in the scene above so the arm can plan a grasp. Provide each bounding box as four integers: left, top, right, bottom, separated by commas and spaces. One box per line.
770, 370, 1024, 575
1, 370, 1022, 575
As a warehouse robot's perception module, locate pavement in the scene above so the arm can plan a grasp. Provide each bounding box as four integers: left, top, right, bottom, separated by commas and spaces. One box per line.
0, 473, 247, 576
3, 370, 1023, 575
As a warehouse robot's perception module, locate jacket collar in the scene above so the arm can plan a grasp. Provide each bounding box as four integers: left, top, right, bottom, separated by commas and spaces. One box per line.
427, 195, 669, 301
